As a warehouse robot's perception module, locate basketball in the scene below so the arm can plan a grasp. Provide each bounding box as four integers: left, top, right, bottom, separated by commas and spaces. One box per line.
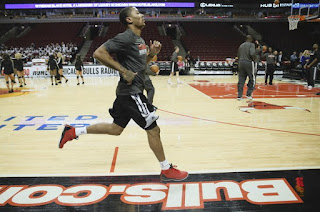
150, 64, 160, 74
178, 56, 183, 61
262, 45, 268, 52
274, 0, 280, 5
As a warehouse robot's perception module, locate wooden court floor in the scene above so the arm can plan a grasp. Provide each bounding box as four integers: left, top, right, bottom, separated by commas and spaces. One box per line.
0, 75, 320, 177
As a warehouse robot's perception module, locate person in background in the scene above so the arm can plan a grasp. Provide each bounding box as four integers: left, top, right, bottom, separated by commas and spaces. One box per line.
304, 44, 319, 90
1, 53, 15, 93
300, 50, 310, 81
47, 54, 58, 85
75, 55, 85, 85
262, 47, 276, 85
167, 46, 182, 84
290, 51, 297, 70
56, 52, 68, 83
185, 50, 192, 73
237, 35, 256, 100
14, 53, 26, 87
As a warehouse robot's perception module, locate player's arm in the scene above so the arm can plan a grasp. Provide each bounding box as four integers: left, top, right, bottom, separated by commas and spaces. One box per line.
93, 44, 136, 84
249, 43, 256, 61
306, 58, 318, 69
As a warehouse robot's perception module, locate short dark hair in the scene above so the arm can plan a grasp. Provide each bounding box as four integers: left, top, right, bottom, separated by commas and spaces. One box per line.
119, 7, 134, 26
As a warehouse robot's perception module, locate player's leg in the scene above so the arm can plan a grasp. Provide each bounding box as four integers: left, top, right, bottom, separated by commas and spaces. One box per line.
80, 71, 84, 84
76, 70, 80, 85
9, 73, 14, 92
237, 62, 247, 99
246, 62, 255, 98
4, 74, 10, 92
59, 95, 130, 148
269, 65, 275, 85
129, 93, 188, 181
168, 62, 174, 84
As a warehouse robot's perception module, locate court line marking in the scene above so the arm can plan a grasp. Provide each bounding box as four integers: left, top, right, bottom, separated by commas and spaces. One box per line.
0, 166, 319, 177
158, 109, 320, 137
257, 85, 320, 94
110, 146, 119, 173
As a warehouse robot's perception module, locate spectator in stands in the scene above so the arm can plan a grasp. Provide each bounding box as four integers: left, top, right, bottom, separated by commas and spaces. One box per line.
300, 50, 310, 80
14, 53, 26, 87
1, 53, 15, 93
290, 51, 297, 70
232, 57, 238, 75
237, 35, 256, 100
75, 55, 85, 85
168, 46, 182, 84
304, 44, 319, 90
262, 47, 276, 85
278, 50, 284, 64
185, 50, 192, 73
56, 52, 68, 84
47, 54, 58, 86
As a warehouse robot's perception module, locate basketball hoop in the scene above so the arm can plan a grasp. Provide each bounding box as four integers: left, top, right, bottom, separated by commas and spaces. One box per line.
288, 15, 305, 30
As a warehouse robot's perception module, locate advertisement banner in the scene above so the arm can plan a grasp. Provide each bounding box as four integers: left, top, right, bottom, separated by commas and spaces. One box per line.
25, 65, 119, 78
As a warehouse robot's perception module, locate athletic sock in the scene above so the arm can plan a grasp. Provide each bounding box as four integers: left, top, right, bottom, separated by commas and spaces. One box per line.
75, 127, 87, 136
160, 160, 170, 170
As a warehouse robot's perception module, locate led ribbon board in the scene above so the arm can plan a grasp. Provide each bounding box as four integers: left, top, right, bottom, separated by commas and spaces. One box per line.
5, 2, 195, 9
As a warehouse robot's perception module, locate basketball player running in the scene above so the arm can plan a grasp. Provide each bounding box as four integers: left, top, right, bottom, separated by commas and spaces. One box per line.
168, 46, 181, 84
75, 55, 85, 85
59, 7, 188, 181
304, 44, 319, 90
237, 35, 256, 100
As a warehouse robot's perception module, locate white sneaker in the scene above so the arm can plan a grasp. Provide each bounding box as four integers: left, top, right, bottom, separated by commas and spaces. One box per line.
246, 95, 253, 100
177, 80, 183, 84
308, 86, 312, 90
237, 97, 242, 101
167, 80, 172, 84
145, 111, 159, 129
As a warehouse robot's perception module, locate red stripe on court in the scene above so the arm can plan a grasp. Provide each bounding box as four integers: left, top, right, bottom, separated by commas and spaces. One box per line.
158, 109, 320, 137
110, 147, 119, 173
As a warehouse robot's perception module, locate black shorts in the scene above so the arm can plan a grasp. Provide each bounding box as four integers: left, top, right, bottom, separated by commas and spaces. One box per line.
109, 93, 157, 130
171, 62, 178, 73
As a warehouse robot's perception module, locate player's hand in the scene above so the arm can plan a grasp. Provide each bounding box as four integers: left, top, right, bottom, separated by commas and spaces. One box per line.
306, 65, 310, 69
304, 64, 307, 69
123, 69, 137, 85
149, 40, 162, 56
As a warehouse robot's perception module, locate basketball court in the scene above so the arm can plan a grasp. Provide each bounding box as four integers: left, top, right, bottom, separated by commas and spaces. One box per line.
0, 75, 320, 211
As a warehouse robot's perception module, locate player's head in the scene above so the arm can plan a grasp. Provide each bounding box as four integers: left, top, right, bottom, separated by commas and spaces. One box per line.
174, 46, 179, 52
76, 55, 81, 61
15, 53, 22, 60
2, 53, 10, 61
313, 43, 318, 50
119, 7, 145, 29
246, 35, 253, 42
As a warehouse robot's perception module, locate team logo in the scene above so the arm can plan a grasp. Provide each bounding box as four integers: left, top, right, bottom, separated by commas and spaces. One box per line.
0, 178, 302, 209
138, 43, 147, 55
239, 101, 310, 113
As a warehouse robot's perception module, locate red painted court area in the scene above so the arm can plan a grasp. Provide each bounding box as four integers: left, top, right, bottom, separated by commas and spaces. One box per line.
189, 83, 320, 99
